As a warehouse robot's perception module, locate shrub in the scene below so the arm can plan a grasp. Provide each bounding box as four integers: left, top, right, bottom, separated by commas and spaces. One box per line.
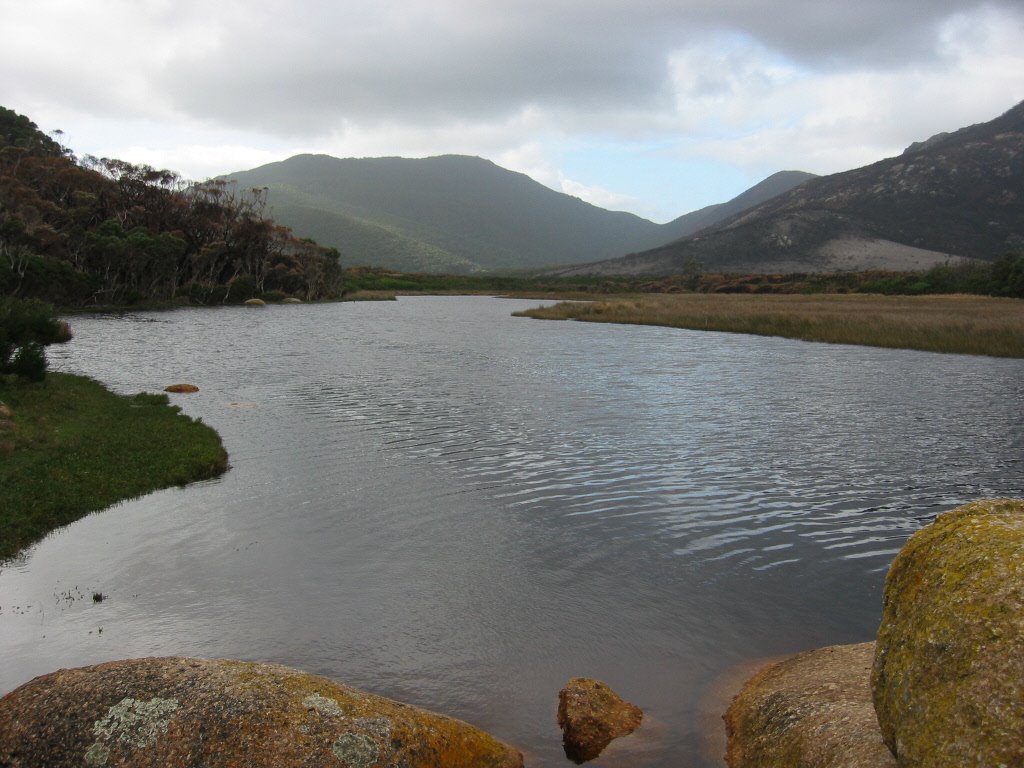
225, 274, 257, 303
0, 297, 71, 381
10, 342, 47, 382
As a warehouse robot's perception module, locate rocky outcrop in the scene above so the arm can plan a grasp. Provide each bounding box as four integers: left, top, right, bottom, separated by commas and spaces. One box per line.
557, 677, 642, 763
726, 498, 1024, 768
872, 498, 1024, 767
0, 657, 523, 768
724, 643, 895, 768
163, 384, 199, 393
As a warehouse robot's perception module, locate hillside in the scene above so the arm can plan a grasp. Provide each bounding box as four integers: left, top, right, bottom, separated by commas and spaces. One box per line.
658, 170, 817, 242
223, 155, 812, 274
0, 106, 342, 306
555, 100, 1024, 276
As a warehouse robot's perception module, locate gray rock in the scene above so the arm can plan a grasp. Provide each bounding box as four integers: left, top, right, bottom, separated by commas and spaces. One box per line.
0, 656, 523, 767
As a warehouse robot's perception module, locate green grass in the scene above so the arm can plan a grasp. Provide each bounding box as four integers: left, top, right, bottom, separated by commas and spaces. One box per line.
0, 373, 228, 560
513, 293, 1024, 358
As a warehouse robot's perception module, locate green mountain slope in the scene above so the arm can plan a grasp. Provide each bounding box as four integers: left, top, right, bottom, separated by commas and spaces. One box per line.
223, 154, 814, 274
224, 154, 673, 272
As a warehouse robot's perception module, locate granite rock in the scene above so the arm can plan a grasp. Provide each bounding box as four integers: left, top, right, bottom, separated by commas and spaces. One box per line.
0, 657, 523, 768
725, 642, 895, 768
557, 677, 642, 763
871, 498, 1024, 767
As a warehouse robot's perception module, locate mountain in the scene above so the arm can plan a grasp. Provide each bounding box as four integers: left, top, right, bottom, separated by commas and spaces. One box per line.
554, 101, 1024, 276
222, 155, 813, 274
658, 170, 817, 242
222, 154, 660, 272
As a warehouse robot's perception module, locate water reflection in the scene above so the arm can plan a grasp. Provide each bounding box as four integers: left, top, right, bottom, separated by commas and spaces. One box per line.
2, 296, 1022, 766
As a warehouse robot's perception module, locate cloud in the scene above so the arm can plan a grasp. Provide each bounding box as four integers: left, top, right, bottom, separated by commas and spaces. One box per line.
1, 0, 1022, 218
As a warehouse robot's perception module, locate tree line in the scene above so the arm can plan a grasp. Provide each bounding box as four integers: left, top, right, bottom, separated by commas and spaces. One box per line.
0, 107, 344, 308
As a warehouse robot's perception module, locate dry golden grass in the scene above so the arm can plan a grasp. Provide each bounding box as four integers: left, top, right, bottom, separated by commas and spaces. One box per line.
514, 293, 1024, 358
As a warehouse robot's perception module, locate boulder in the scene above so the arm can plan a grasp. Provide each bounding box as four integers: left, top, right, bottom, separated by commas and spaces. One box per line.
557, 677, 642, 763
0, 657, 523, 768
871, 498, 1024, 767
282, 297, 303, 304
164, 384, 199, 393
724, 642, 895, 768
244, 298, 266, 306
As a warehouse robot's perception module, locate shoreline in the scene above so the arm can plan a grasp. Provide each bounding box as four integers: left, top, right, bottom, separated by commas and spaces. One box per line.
513, 293, 1024, 358
0, 373, 228, 561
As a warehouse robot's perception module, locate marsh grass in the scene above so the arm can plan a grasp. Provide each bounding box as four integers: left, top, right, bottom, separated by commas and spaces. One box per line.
0, 373, 228, 560
514, 293, 1024, 358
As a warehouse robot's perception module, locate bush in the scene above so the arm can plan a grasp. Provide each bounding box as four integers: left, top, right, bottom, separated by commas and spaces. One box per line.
992, 253, 1024, 298
0, 297, 71, 381
10, 342, 46, 382
225, 274, 256, 303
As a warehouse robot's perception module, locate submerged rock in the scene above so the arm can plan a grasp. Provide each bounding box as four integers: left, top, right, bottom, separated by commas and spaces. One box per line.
871, 498, 1024, 767
0, 657, 523, 768
557, 677, 642, 763
724, 642, 895, 768
163, 383, 199, 393
282, 297, 303, 303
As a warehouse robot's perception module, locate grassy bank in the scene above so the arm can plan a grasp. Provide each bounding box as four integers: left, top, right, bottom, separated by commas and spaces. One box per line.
0, 373, 228, 560
513, 293, 1024, 358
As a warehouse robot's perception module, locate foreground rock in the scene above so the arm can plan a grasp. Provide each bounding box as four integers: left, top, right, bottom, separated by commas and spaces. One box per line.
0, 657, 523, 768
557, 677, 642, 763
164, 383, 199, 393
724, 642, 895, 768
872, 498, 1024, 767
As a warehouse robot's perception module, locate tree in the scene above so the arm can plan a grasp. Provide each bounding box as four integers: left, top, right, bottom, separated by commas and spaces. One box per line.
0, 297, 71, 381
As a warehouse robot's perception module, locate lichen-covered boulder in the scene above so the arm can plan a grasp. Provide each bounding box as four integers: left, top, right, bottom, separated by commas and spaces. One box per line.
0, 657, 523, 768
725, 642, 895, 768
557, 677, 642, 763
871, 498, 1024, 767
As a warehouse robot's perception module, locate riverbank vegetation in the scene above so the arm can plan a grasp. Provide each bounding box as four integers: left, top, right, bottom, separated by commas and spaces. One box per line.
0, 374, 228, 560
1, 107, 342, 308
513, 293, 1024, 358
342, 256, 1024, 300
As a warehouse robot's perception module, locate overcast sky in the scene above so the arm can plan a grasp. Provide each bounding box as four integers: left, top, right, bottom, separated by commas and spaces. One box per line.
3, 0, 1023, 222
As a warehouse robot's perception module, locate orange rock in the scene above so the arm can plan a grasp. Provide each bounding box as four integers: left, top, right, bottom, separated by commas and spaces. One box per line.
164, 384, 199, 393
0, 657, 523, 768
557, 677, 642, 763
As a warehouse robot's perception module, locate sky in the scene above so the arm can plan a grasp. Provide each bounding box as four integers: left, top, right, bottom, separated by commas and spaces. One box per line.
2, 1, 1023, 223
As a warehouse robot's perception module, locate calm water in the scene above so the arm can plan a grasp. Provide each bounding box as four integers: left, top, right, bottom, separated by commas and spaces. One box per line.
2, 296, 1023, 766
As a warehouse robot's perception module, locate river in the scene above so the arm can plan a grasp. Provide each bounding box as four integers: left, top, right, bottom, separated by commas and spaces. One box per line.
2, 296, 1023, 766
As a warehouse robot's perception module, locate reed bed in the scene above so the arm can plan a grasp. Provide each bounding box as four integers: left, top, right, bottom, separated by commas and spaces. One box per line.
514, 293, 1024, 358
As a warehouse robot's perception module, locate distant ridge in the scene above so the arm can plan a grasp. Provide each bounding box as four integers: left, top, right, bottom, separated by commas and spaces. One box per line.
658, 170, 818, 242
553, 100, 1024, 276
222, 155, 813, 274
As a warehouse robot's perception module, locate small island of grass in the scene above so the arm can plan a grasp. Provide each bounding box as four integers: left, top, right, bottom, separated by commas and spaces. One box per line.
0, 373, 228, 560
514, 293, 1024, 358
